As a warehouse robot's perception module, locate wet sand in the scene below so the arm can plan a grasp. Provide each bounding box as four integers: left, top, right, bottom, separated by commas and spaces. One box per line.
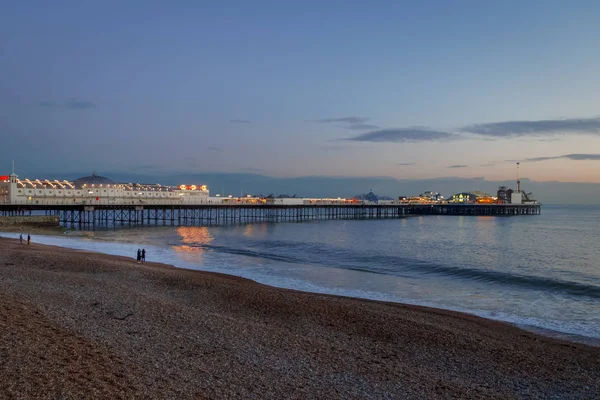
0, 237, 598, 399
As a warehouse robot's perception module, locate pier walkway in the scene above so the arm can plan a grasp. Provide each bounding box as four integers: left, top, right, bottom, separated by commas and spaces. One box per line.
0, 203, 541, 227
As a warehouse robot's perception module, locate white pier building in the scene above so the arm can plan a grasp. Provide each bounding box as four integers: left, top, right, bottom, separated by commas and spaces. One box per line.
0, 172, 210, 206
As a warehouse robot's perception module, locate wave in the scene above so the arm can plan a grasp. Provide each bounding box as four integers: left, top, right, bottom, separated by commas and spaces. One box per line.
188, 241, 600, 300
413, 263, 600, 299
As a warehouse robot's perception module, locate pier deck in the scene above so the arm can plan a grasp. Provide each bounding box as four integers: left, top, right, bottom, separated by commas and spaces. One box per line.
0, 203, 541, 227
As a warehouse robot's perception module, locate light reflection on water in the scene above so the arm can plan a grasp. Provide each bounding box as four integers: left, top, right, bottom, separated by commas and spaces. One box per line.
172, 226, 214, 264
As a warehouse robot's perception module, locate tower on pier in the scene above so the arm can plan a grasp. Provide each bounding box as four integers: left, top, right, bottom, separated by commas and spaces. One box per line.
9, 160, 18, 204
516, 162, 521, 193
511, 162, 522, 204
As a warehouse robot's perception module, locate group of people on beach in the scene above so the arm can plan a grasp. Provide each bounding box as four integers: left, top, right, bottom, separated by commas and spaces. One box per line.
19, 233, 30, 245
136, 248, 146, 263
17, 232, 146, 263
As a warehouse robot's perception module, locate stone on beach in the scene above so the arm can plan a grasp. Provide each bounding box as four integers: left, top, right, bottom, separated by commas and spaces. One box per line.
0, 238, 599, 399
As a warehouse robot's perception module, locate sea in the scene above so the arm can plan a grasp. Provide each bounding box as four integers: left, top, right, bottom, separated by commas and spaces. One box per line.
2, 204, 599, 342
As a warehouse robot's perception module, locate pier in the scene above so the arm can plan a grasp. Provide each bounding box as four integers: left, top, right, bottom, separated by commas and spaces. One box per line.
0, 203, 541, 227
1, 170, 543, 228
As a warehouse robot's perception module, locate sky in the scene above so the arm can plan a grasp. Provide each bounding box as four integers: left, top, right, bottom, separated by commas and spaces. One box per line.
1, 1, 600, 190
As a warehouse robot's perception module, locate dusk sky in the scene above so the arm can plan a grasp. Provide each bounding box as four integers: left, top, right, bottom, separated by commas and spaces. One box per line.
1, 1, 600, 184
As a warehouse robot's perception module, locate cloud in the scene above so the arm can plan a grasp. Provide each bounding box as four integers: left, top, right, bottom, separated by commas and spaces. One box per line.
461, 117, 600, 138
313, 117, 369, 124
346, 123, 380, 131
480, 163, 495, 167
65, 99, 96, 109
322, 115, 600, 144
448, 165, 468, 168
311, 116, 380, 130
207, 146, 222, 152
396, 162, 415, 166
341, 127, 454, 143
566, 154, 600, 160
40, 99, 96, 110
230, 119, 251, 124
515, 153, 600, 162
521, 156, 558, 162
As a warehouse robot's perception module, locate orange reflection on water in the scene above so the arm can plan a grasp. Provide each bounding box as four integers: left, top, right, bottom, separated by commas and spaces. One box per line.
177, 226, 214, 245
173, 226, 214, 264
243, 222, 271, 238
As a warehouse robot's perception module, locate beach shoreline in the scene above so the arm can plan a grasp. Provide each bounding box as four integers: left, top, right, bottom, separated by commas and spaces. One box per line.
1, 237, 599, 398
3, 229, 599, 348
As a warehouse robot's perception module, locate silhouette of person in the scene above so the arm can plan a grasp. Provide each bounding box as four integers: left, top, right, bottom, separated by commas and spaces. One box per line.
27, 234, 31, 245
19, 233, 23, 244
136, 249, 141, 263
141, 248, 146, 263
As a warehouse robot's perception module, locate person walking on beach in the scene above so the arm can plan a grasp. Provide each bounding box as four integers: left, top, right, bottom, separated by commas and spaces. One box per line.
19, 233, 23, 244
27, 234, 31, 245
141, 248, 146, 263
136, 249, 141, 263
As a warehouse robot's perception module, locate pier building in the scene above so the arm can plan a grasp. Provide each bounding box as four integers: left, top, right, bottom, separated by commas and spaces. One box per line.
0, 172, 210, 206
0, 172, 371, 207
447, 192, 497, 204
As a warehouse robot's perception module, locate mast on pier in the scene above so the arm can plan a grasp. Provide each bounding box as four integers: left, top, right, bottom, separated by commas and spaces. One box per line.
516, 162, 521, 193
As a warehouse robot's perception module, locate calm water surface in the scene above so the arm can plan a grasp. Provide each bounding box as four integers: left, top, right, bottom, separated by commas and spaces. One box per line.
4, 205, 599, 339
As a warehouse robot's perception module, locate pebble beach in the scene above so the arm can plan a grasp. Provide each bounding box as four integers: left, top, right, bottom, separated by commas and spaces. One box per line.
1, 237, 599, 399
